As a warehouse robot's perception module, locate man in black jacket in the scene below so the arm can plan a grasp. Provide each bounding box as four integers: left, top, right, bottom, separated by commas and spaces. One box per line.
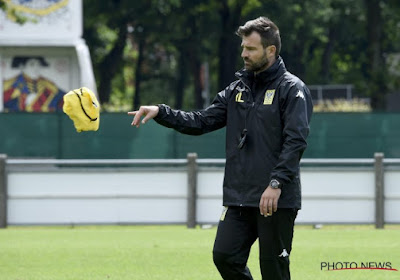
129, 16, 313, 280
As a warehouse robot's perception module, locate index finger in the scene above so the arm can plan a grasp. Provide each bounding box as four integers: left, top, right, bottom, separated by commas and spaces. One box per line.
131, 110, 144, 126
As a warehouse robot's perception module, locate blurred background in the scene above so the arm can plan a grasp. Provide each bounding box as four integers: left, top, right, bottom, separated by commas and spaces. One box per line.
86, 0, 400, 113
0, 0, 400, 227
0, 0, 400, 159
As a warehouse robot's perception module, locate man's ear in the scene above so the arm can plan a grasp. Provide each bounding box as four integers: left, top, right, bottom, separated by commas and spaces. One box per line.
267, 45, 277, 58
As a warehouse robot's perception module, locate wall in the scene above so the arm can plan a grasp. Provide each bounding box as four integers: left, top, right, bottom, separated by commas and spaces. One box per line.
4, 158, 400, 226
1, 113, 400, 159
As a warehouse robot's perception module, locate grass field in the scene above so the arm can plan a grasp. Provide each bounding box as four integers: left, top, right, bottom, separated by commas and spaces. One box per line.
0, 225, 399, 280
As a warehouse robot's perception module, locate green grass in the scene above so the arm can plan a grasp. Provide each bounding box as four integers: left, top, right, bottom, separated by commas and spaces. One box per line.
0, 225, 399, 280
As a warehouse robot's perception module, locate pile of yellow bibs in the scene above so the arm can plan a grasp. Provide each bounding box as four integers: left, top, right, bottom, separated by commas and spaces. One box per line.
63, 87, 100, 132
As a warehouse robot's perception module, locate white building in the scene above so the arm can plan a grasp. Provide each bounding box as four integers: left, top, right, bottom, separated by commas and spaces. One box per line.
0, 0, 96, 112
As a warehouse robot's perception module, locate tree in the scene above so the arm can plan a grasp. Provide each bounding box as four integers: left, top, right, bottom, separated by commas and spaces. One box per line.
0, 0, 28, 24
364, 0, 385, 109
216, 0, 245, 91
81, 0, 400, 112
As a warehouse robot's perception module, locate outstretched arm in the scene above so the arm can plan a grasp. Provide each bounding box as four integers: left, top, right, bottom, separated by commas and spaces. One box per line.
128, 89, 228, 135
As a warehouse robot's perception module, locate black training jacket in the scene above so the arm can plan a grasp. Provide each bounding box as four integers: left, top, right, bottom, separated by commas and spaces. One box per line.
154, 57, 313, 209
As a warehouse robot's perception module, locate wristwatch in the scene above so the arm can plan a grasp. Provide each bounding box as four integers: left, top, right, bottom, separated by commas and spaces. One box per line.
269, 179, 281, 189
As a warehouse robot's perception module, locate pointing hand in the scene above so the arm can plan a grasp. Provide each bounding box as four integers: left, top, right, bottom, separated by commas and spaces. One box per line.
128, 105, 159, 128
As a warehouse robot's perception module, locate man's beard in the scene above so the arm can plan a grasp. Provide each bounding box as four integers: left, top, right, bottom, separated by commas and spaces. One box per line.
244, 51, 269, 73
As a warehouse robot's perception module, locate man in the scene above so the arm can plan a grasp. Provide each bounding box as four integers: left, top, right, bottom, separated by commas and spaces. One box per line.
129, 16, 313, 280
3, 56, 65, 112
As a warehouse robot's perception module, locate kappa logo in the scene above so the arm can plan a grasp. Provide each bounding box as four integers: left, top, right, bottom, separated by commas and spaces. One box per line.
279, 249, 289, 258
220, 206, 228, 221
235, 92, 244, 103
263, 89, 275, 105
296, 90, 305, 100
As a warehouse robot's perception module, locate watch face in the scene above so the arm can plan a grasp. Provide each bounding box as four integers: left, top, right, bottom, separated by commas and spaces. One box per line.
271, 180, 280, 188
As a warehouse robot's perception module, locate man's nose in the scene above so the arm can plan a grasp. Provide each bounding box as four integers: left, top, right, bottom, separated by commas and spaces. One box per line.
241, 49, 248, 58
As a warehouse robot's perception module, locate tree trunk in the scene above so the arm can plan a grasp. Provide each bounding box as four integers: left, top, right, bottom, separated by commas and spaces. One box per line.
320, 27, 336, 83
133, 35, 145, 110
175, 49, 187, 109
98, 26, 127, 104
192, 57, 203, 109
366, 0, 382, 74
365, 0, 385, 110
218, 0, 245, 91
186, 17, 204, 109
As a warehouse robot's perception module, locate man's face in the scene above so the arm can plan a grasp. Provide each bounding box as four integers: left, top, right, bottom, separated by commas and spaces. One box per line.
241, 31, 270, 73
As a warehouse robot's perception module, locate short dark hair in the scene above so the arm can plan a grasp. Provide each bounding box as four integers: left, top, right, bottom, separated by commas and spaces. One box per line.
236, 17, 281, 57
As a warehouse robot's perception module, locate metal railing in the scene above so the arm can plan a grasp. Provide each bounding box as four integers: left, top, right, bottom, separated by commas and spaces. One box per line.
0, 153, 396, 228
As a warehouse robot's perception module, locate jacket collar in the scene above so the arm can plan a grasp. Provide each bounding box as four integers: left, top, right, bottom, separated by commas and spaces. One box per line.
235, 56, 287, 87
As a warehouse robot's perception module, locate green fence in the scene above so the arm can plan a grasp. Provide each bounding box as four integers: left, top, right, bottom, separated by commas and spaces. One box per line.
1, 112, 400, 159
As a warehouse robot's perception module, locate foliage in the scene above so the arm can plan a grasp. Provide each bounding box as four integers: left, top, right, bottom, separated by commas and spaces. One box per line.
81, 0, 400, 112
0, 0, 29, 24
313, 98, 372, 112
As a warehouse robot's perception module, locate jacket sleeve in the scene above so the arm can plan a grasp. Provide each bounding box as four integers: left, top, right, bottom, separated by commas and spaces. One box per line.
270, 82, 313, 185
153, 89, 228, 135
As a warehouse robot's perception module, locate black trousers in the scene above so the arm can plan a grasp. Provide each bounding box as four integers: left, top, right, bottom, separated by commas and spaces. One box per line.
213, 207, 298, 280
